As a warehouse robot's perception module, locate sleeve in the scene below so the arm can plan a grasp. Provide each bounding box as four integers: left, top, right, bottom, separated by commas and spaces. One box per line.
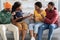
43, 10, 46, 17
50, 12, 58, 24
44, 10, 58, 24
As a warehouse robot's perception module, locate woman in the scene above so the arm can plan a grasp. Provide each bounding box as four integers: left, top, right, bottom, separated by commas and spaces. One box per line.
12, 2, 32, 40
29, 1, 46, 40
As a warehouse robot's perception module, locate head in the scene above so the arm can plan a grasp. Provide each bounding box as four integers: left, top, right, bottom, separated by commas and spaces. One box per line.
4, 2, 12, 12
12, 2, 22, 13
48, 2, 55, 10
35, 2, 42, 10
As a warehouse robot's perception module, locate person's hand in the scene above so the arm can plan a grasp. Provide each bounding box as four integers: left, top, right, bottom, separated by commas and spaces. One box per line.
28, 14, 33, 17
30, 14, 33, 16
35, 17, 40, 22
12, 12, 16, 16
29, 17, 34, 20
12, 19, 16, 25
40, 13, 45, 18
16, 17, 23, 20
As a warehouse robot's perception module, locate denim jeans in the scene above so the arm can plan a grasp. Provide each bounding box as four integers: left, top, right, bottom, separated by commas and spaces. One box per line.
38, 23, 57, 40
29, 22, 44, 34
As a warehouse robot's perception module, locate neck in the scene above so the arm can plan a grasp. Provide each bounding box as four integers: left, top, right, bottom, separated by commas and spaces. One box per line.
48, 7, 54, 11
16, 9, 22, 12
37, 9, 41, 12
36, 9, 42, 14
52, 7, 54, 10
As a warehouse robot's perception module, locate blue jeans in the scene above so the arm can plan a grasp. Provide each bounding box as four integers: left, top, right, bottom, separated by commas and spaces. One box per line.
29, 22, 44, 34
38, 23, 57, 40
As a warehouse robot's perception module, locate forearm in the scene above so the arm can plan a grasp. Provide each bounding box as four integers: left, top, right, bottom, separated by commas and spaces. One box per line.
23, 16, 29, 19
44, 15, 58, 24
44, 18, 51, 23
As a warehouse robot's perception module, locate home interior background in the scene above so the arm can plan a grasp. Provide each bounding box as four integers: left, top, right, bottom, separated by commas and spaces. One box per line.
0, 0, 58, 13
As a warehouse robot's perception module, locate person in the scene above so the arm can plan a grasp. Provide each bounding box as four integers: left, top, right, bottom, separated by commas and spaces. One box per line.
29, 2, 46, 40
12, 2, 32, 40
0, 2, 19, 40
38, 2, 58, 40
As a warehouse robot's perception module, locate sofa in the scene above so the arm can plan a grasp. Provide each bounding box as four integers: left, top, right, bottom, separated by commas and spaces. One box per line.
0, 15, 60, 40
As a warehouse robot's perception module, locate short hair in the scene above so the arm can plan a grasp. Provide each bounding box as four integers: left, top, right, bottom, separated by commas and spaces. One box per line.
48, 2, 55, 6
12, 2, 21, 12
35, 1, 42, 8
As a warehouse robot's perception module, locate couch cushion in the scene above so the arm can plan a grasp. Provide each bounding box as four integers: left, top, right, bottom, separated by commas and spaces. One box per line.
58, 16, 60, 27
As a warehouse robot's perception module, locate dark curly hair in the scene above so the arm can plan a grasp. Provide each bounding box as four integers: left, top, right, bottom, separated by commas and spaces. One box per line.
35, 1, 42, 8
12, 2, 21, 13
48, 2, 55, 6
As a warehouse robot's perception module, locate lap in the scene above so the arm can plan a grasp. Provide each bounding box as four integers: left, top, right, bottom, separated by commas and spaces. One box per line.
0, 25, 6, 32
15, 22, 28, 30
35, 22, 44, 27
0, 24, 18, 32
29, 22, 44, 30
39, 23, 57, 30
5, 24, 18, 31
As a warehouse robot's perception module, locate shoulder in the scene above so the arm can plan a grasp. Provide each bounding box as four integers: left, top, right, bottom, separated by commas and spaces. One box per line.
12, 12, 16, 16
0, 9, 6, 14
53, 9, 58, 15
41, 9, 46, 14
34, 10, 36, 13
34, 10, 37, 14
1, 9, 5, 12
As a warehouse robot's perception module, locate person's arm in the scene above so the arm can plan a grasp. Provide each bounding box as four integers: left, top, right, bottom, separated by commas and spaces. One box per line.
11, 12, 16, 22
40, 11, 46, 19
44, 11, 58, 24
11, 16, 16, 24
12, 12, 23, 22
12, 14, 33, 22
39, 11, 46, 22
22, 14, 33, 19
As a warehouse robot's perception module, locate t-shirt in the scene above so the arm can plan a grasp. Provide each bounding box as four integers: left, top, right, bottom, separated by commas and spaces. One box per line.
34, 10, 46, 22
14, 11, 23, 22
0, 9, 12, 24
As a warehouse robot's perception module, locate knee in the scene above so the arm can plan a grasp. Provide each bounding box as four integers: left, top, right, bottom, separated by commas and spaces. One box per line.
34, 24, 40, 30
23, 23, 28, 27
39, 25, 44, 30
49, 24, 56, 29
1, 25, 6, 31
35, 24, 39, 27
16, 27, 19, 31
16, 23, 21, 26
29, 24, 34, 27
14, 26, 19, 32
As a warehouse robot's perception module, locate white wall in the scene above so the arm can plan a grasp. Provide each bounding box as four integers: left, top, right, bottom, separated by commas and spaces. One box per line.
58, 0, 60, 11
0, 0, 18, 11
0, 0, 4, 11
0, 0, 58, 13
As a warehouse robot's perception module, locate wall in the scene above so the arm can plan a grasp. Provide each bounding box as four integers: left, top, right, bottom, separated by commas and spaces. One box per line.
58, 0, 60, 11
0, 0, 4, 11
0, 0, 58, 12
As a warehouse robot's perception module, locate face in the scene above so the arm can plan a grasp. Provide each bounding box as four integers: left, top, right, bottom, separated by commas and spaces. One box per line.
35, 5, 40, 10
5, 8, 11, 12
16, 5, 22, 11
48, 4, 53, 10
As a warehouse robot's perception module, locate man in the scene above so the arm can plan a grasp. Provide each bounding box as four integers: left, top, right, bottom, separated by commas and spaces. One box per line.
38, 2, 58, 40
0, 2, 19, 40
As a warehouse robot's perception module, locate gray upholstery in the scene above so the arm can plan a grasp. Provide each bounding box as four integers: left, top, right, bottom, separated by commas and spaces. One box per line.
0, 28, 60, 40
